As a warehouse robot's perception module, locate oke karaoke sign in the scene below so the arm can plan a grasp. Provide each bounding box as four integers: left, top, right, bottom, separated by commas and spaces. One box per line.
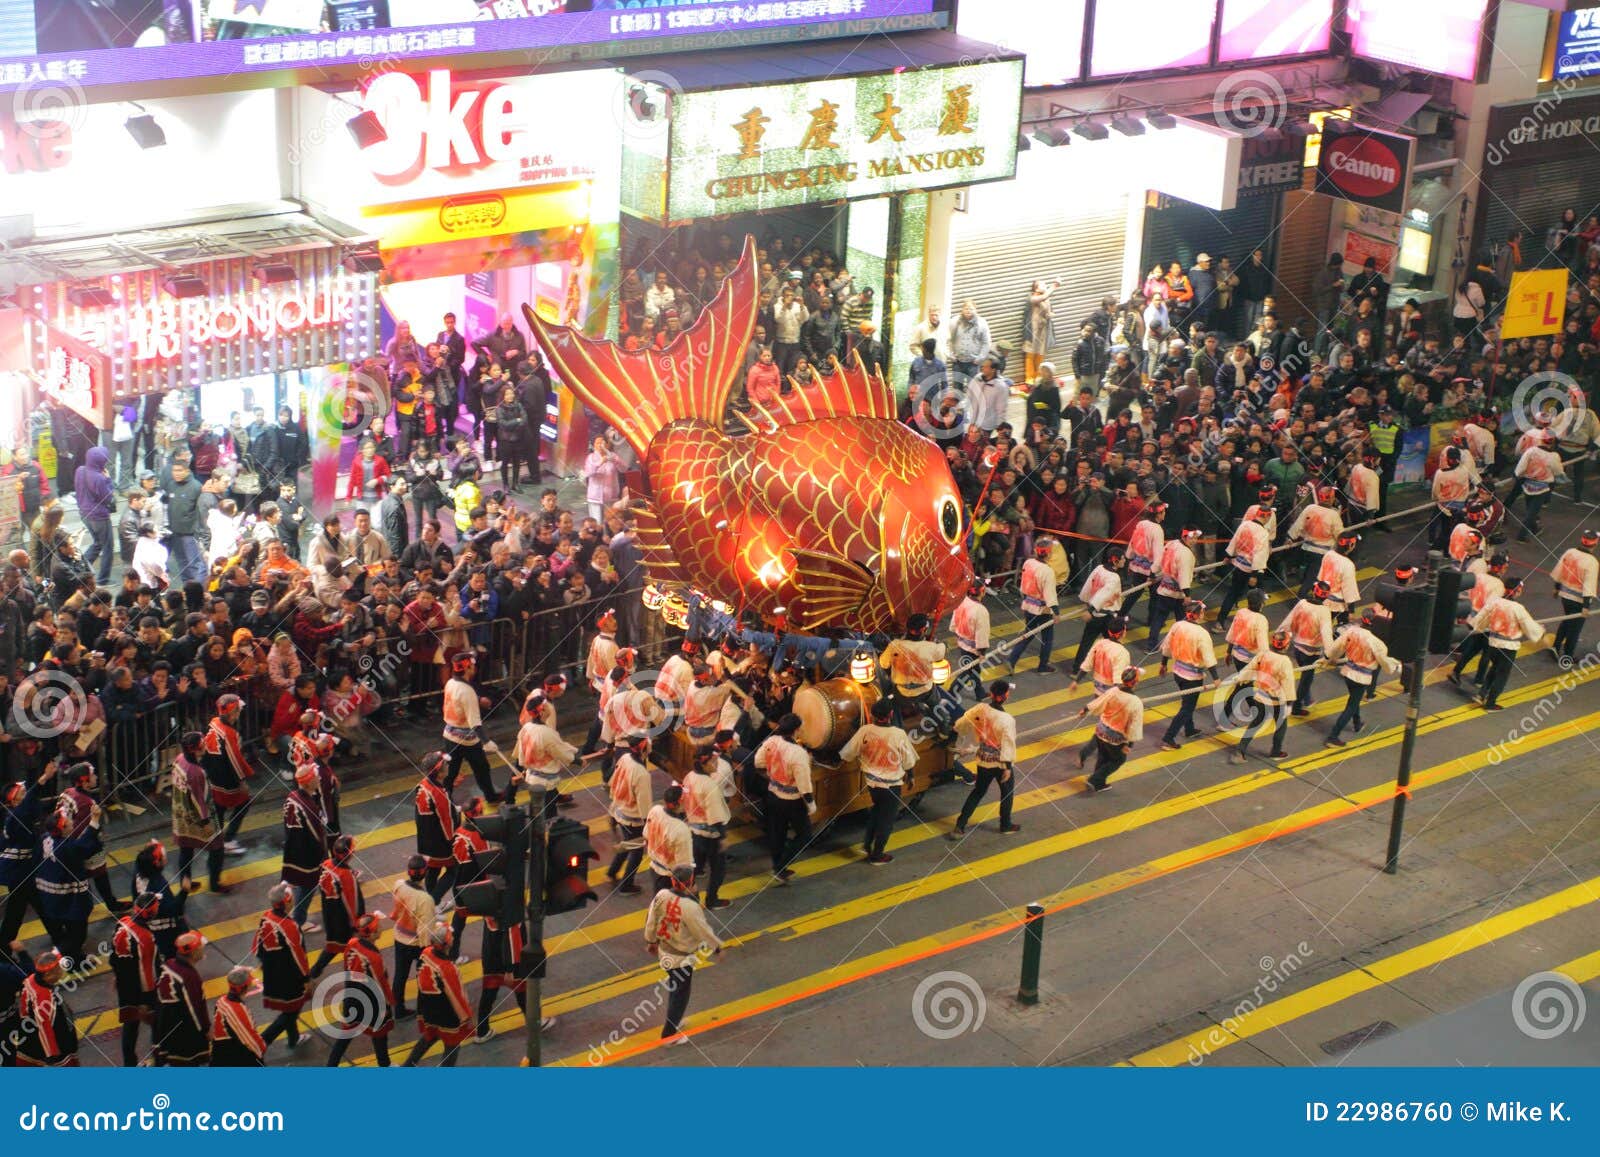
123, 283, 356, 362
662, 57, 1024, 220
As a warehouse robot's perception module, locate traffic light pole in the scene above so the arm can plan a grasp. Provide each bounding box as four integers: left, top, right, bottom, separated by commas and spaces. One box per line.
526, 796, 547, 1068
1385, 561, 1439, 874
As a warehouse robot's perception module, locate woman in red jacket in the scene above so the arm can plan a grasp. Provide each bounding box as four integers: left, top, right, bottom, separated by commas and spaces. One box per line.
1109, 484, 1147, 544
270, 674, 321, 748
1031, 475, 1078, 542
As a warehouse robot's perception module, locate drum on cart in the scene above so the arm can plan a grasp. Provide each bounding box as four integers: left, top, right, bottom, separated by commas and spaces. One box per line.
792, 677, 880, 752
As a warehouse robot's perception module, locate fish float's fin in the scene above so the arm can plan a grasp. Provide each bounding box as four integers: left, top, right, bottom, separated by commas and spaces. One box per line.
746, 351, 899, 432
521, 237, 759, 460
789, 547, 877, 625
631, 498, 692, 585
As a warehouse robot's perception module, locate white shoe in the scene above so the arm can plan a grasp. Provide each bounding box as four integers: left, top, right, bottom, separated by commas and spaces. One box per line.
436, 898, 455, 914
301, 922, 322, 934
224, 841, 246, 856
663, 1033, 691, 1047
540, 1015, 556, 1031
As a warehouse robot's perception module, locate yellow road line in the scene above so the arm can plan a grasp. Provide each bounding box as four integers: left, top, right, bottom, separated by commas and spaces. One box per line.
541, 702, 1600, 1067
1124, 879, 1600, 1066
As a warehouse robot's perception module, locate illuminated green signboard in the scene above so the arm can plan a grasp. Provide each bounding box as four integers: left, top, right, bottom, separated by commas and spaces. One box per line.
661, 56, 1023, 221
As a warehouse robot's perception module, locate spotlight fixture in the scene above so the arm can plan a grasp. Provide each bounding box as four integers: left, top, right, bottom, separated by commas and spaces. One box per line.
345, 109, 387, 150
67, 284, 116, 309
124, 113, 166, 149
1073, 120, 1109, 142
342, 250, 385, 275
162, 273, 209, 299
1031, 125, 1071, 147
1147, 110, 1177, 130
253, 262, 298, 285
1110, 114, 1145, 137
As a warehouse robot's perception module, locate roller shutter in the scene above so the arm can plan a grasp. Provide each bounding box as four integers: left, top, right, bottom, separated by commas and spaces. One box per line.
950, 147, 1130, 367
1480, 154, 1600, 269
1140, 192, 1279, 278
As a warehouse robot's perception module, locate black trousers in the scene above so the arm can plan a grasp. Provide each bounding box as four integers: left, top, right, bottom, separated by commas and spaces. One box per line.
1481, 646, 1515, 707
951, 650, 985, 701
404, 1036, 461, 1066
216, 800, 252, 843
120, 1020, 146, 1066
1162, 676, 1205, 745
176, 843, 225, 890
260, 1010, 300, 1047
765, 795, 810, 873
1087, 739, 1127, 789
608, 822, 645, 886
445, 742, 497, 800
691, 833, 726, 903
476, 985, 525, 1036
393, 942, 423, 1009
327, 1031, 391, 1067
1218, 567, 1258, 622
864, 785, 901, 857
1555, 597, 1587, 661
1298, 548, 1327, 598
1008, 611, 1055, 668
1147, 593, 1181, 644
955, 765, 1013, 829
1327, 676, 1367, 741
1122, 574, 1150, 620
1238, 698, 1287, 756
0, 878, 40, 948
1453, 631, 1490, 683
1292, 647, 1318, 707
424, 863, 456, 903
1075, 614, 1111, 671
41, 916, 86, 964
662, 965, 694, 1037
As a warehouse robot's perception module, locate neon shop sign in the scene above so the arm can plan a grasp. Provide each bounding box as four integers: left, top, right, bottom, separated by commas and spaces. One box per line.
125, 284, 356, 362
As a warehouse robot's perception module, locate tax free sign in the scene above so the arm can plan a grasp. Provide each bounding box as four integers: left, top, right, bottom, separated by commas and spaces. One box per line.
662, 57, 1023, 221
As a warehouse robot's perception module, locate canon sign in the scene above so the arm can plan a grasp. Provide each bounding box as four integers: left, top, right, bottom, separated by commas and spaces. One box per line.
360, 70, 532, 183
1315, 126, 1413, 214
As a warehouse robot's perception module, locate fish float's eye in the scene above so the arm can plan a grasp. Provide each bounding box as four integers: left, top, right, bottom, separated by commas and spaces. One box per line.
937, 495, 961, 544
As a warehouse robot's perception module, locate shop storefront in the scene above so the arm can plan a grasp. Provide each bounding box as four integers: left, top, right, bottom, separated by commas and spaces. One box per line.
950, 117, 1245, 366
295, 65, 623, 471
12, 227, 380, 491
1476, 90, 1600, 270
0, 86, 379, 492
619, 32, 1025, 384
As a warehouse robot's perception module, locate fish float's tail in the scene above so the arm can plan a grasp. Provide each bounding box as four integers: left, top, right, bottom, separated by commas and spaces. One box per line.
522, 236, 759, 460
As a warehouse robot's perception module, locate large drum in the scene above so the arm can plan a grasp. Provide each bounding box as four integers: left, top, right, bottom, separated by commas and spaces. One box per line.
793, 678, 880, 752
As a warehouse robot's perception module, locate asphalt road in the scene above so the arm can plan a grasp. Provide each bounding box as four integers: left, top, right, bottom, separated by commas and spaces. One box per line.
24, 490, 1600, 1069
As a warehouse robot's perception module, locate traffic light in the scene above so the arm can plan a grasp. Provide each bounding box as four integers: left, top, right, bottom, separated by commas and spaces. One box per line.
456, 806, 529, 927
1428, 568, 1474, 655
544, 816, 598, 915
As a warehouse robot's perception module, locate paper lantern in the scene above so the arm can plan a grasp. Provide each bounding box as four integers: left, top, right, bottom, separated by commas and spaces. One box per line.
850, 651, 875, 684
642, 582, 665, 612
930, 657, 951, 686
661, 593, 690, 629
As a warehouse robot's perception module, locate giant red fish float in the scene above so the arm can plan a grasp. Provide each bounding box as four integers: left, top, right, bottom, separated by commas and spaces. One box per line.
522, 238, 974, 633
